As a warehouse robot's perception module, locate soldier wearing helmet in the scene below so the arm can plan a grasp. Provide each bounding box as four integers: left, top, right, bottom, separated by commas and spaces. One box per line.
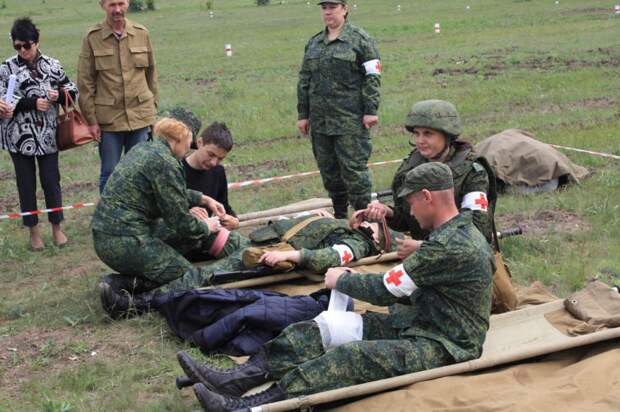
363, 100, 497, 259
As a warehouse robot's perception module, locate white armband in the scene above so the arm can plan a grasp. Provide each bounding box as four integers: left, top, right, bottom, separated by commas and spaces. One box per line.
461, 192, 489, 212
363, 59, 382, 76
383, 263, 417, 297
332, 244, 354, 265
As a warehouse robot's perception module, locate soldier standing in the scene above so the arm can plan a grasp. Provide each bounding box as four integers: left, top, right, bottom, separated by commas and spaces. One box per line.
178, 163, 495, 411
297, 0, 381, 218
78, 0, 159, 193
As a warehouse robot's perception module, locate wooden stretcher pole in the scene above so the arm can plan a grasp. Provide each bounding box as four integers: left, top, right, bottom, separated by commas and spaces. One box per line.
255, 311, 620, 411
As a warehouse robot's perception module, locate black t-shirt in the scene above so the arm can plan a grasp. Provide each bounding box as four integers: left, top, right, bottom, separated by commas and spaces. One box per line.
182, 158, 236, 217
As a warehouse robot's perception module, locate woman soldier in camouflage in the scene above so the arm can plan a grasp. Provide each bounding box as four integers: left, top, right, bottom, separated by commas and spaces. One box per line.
363, 100, 497, 258
297, 0, 381, 218
92, 118, 247, 319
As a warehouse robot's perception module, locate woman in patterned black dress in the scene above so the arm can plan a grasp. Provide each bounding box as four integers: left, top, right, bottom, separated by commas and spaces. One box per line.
0, 18, 78, 250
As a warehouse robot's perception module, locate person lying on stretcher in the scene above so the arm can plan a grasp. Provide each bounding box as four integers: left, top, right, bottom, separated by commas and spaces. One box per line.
232, 208, 407, 276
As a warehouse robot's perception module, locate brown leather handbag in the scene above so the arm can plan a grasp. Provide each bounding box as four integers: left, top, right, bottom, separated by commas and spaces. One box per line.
56, 88, 95, 151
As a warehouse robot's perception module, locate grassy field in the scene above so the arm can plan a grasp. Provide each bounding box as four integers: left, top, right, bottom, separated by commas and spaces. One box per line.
0, 0, 619, 410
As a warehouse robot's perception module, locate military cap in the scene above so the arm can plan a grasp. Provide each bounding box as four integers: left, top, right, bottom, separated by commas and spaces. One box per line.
405, 99, 462, 139
398, 162, 454, 198
317, 0, 347, 4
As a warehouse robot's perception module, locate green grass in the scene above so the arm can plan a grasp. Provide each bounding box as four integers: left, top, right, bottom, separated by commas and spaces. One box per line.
1, 0, 619, 410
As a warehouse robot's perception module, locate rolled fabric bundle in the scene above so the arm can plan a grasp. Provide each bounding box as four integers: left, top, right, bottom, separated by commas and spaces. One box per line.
208, 228, 231, 258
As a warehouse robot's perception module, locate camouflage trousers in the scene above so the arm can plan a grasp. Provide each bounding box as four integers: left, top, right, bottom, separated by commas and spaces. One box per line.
264, 312, 453, 398
92, 223, 249, 293
311, 131, 372, 211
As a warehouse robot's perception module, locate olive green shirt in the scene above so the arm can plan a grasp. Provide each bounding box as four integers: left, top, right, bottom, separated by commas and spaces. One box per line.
78, 19, 159, 132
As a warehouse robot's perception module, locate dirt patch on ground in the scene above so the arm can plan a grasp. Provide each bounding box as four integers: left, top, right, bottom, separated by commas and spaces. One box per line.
0, 170, 13, 181
63, 181, 98, 196
231, 159, 290, 179
496, 209, 591, 237
0, 195, 19, 213
235, 134, 302, 148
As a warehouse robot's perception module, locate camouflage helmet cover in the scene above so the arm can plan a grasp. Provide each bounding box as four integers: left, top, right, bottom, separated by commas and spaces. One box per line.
404, 100, 463, 139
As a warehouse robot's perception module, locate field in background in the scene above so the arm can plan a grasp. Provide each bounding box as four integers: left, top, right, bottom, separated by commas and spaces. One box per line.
0, 0, 619, 410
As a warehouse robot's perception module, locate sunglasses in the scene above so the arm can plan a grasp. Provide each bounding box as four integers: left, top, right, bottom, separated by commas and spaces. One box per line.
13, 42, 34, 51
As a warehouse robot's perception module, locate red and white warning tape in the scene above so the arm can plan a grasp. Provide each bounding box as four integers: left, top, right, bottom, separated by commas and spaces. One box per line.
227, 158, 402, 190
1, 144, 616, 221
0, 202, 95, 221
550, 144, 620, 161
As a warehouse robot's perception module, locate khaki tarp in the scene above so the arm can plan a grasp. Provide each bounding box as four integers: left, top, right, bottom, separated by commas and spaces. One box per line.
474, 129, 589, 187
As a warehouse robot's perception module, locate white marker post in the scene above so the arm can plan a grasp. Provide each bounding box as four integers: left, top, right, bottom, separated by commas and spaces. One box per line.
209, 11, 214, 18
615, 5, 620, 14
466, 5, 470, 10
397, 4, 401, 12
434, 23, 441, 34
4, 74, 17, 106
353, 3, 357, 10
225, 44, 232, 57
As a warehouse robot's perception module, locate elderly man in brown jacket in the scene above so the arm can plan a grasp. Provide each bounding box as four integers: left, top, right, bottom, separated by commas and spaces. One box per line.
78, 0, 159, 193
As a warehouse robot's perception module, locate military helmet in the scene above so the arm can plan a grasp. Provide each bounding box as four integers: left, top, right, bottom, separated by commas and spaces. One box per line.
404, 100, 462, 140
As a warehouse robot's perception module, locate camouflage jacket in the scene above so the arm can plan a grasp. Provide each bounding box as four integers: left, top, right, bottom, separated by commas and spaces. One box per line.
91, 138, 209, 239
250, 216, 402, 269
297, 21, 381, 135
388, 142, 497, 243
337, 211, 495, 362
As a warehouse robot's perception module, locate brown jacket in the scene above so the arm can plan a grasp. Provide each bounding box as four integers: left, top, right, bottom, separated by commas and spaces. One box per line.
78, 19, 159, 132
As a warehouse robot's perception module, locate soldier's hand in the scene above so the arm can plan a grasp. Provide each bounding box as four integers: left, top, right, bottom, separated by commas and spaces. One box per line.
396, 238, 422, 260
201, 195, 226, 217
36, 98, 50, 112
297, 119, 310, 136
325, 267, 352, 289
220, 214, 239, 230
363, 115, 379, 129
365, 201, 392, 221
190, 207, 210, 221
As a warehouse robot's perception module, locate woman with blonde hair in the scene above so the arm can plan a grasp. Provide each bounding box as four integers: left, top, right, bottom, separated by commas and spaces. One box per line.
91, 117, 247, 319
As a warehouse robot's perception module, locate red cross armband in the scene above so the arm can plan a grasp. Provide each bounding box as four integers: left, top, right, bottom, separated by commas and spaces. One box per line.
383, 264, 418, 297
362, 59, 382, 76
461, 192, 489, 212
332, 244, 355, 265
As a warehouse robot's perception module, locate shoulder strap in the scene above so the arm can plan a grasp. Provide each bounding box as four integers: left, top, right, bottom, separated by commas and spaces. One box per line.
281, 215, 325, 243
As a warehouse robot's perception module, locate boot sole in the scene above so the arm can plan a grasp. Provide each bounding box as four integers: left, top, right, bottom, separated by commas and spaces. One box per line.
193, 383, 213, 412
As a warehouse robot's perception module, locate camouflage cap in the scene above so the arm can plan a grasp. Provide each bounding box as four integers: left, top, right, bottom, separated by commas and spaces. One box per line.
404, 100, 462, 139
317, 0, 347, 4
398, 162, 454, 198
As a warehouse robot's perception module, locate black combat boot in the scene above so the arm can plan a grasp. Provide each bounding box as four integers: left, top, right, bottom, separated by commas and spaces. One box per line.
100, 273, 158, 295
332, 196, 349, 219
99, 281, 157, 320
193, 382, 285, 412
177, 351, 269, 397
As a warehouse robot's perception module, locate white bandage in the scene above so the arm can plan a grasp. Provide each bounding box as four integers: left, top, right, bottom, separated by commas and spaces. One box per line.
332, 244, 355, 265
363, 59, 382, 76
383, 263, 417, 298
461, 192, 489, 212
315, 311, 363, 350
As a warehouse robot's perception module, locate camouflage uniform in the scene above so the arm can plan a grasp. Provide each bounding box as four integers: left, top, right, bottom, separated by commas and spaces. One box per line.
263, 211, 494, 397
202, 216, 403, 277
387, 100, 497, 243
91, 138, 248, 292
298, 21, 381, 211
389, 143, 496, 242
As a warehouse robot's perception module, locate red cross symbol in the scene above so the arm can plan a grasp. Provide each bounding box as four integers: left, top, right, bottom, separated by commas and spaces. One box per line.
341, 249, 353, 264
385, 269, 404, 286
475, 193, 488, 210
375, 61, 382, 73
